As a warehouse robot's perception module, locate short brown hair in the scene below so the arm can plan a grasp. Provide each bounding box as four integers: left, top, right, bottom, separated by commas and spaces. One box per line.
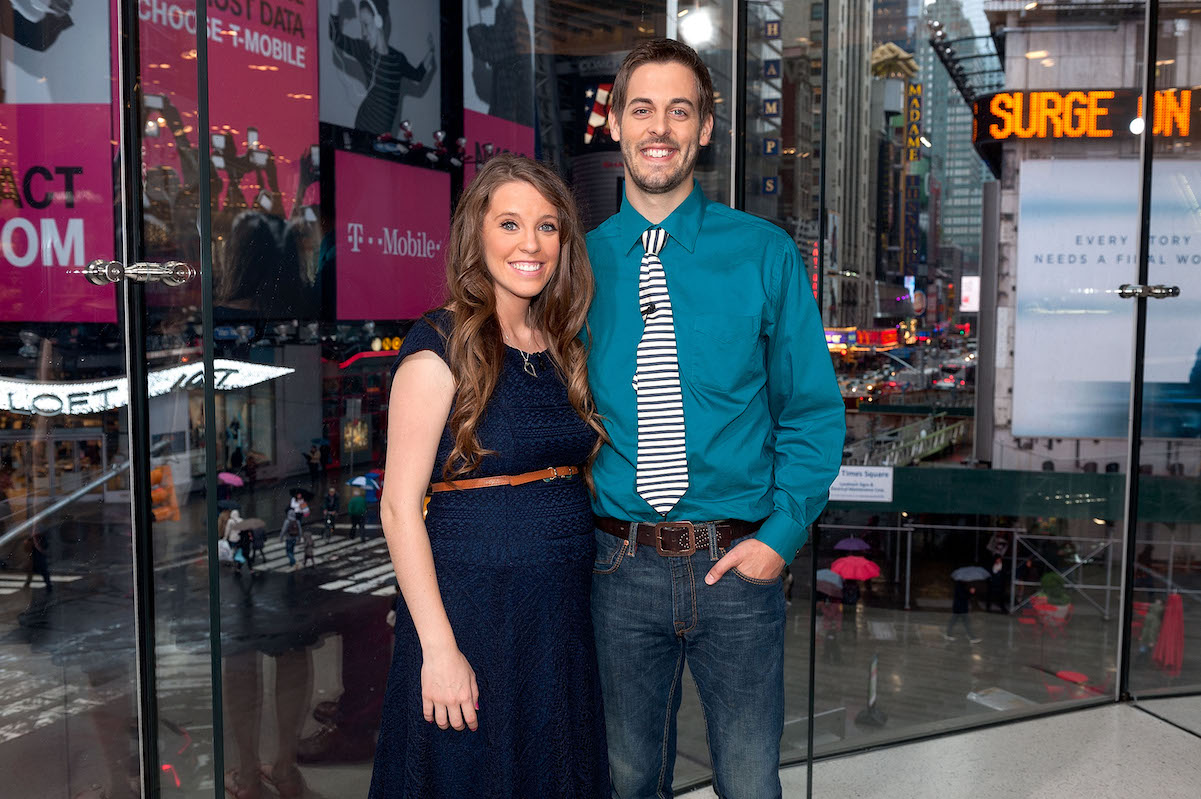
610, 38, 715, 128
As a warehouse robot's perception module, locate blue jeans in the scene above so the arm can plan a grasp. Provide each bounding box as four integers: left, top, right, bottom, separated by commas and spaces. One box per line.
591, 527, 786, 799
285, 536, 297, 566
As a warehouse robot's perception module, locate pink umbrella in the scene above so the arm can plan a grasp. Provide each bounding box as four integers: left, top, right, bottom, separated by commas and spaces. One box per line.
217, 471, 244, 487
830, 555, 881, 581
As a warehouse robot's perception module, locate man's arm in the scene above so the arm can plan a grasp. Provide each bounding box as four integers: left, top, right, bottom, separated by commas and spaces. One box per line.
704, 236, 846, 583
756, 237, 846, 560
328, 13, 368, 65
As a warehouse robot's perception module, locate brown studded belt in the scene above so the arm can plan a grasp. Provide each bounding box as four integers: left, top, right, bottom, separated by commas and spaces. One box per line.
594, 516, 764, 556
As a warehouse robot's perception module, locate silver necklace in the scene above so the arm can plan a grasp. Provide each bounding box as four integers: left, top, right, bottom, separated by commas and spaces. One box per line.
503, 333, 539, 377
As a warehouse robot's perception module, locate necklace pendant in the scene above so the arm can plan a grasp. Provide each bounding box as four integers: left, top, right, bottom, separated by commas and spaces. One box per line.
523, 358, 538, 378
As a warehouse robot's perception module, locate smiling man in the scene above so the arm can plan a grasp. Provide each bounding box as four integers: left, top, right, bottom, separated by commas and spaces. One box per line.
585, 39, 845, 798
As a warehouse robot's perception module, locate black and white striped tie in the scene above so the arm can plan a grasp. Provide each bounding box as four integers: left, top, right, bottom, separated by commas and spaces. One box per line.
635, 226, 688, 515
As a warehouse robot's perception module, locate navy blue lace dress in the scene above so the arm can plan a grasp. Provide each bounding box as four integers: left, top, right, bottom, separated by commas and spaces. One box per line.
369, 310, 608, 798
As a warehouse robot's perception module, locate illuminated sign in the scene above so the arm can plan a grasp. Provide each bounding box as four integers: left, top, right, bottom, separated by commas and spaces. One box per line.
0, 359, 295, 417
342, 418, 369, 452
905, 83, 923, 161
825, 328, 857, 350
973, 88, 1194, 144
960, 275, 981, 313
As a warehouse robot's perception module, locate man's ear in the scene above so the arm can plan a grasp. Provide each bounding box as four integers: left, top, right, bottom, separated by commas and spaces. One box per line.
699, 113, 714, 147
608, 109, 622, 142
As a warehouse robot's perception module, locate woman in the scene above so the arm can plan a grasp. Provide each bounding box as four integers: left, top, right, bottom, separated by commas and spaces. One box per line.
369, 154, 608, 797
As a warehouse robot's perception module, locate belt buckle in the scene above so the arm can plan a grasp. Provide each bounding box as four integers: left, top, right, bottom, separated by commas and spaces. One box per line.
655, 521, 696, 556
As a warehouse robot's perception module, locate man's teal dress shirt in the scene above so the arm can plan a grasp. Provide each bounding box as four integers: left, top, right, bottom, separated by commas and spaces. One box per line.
585, 181, 846, 561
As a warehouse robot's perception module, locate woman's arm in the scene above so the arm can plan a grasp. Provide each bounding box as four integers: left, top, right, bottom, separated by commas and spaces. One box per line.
380, 350, 479, 732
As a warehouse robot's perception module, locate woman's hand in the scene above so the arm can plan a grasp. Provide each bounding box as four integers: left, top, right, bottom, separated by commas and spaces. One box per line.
421, 647, 480, 731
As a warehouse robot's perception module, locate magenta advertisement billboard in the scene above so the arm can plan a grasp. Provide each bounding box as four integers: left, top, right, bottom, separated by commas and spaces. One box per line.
139, 0, 320, 221
335, 149, 448, 320
0, 1, 117, 323
0, 104, 117, 323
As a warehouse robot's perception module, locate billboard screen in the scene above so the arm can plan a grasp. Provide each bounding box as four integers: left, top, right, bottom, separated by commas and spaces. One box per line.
335, 150, 448, 320
1013, 159, 1201, 438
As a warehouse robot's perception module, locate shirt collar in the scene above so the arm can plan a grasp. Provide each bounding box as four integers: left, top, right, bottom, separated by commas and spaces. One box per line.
617, 179, 707, 256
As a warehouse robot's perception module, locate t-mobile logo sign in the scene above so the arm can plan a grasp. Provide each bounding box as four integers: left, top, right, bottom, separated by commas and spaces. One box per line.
346, 223, 442, 258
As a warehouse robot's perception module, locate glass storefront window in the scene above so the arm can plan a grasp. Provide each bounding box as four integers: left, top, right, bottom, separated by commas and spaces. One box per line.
2, 1, 1198, 796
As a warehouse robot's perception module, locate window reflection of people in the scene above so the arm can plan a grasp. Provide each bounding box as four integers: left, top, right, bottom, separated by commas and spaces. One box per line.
328, 0, 436, 135
466, 0, 533, 126
0, 0, 75, 102
369, 155, 608, 796
216, 210, 319, 320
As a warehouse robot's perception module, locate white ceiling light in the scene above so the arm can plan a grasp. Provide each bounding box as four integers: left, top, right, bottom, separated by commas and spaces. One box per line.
679, 7, 714, 46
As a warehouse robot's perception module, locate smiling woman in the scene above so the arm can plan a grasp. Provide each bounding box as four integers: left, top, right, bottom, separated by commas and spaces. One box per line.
368, 153, 609, 797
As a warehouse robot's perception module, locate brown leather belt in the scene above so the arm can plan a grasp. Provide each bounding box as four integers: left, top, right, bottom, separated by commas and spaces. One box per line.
429, 465, 579, 493
595, 516, 764, 556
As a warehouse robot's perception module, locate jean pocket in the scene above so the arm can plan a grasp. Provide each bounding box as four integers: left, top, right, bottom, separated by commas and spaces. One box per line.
593, 530, 629, 574
730, 566, 783, 587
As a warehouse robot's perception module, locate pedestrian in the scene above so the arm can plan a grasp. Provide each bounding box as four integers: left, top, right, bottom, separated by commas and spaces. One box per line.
323, 486, 340, 539
986, 555, 1008, 613
369, 155, 609, 796
281, 509, 302, 570
244, 452, 259, 492
226, 510, 254, 574
1016, 556, 1039, 604
347, 489, 366, 540
25, 530, 52, 591
307, 445, 322, 488
251, 524, 267, 566
584, 39, 845, 797
303, 524, 315, 568
290, 490, 311, 521
944, 581, 981, 643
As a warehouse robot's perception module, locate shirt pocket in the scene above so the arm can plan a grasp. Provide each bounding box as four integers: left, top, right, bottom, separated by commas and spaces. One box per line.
688, 314, 762, 392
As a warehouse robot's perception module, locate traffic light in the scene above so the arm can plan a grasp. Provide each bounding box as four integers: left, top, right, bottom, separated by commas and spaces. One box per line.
150, 464, 180, 522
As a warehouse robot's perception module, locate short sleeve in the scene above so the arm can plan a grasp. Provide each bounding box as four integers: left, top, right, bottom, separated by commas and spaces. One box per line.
393, 310, 451, 375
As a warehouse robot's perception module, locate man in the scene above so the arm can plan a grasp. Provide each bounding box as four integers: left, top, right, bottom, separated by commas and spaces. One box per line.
323, 486, 341, 539
586, 39, 845, 797
347, 488, 367, 539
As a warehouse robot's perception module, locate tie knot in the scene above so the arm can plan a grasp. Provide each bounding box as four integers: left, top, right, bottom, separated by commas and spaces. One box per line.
641, 227, 667, 256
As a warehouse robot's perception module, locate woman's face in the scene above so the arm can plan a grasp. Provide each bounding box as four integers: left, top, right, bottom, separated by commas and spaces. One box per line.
480, 180, 561, 310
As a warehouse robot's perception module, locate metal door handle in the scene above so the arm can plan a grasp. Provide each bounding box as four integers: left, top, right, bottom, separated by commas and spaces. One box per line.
85, 259, 196, 287
1117, 284, 1180, 299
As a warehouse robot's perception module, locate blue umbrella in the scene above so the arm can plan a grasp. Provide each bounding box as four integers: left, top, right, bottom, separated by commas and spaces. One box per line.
816, 568, 844, 597
834, 536, 871, 551
347, 475, 380, 490
951, 566, 991, 582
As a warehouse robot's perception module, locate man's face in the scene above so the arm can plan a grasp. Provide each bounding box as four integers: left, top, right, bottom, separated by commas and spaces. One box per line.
359, 8, 381, 49
609, 61, 713, 196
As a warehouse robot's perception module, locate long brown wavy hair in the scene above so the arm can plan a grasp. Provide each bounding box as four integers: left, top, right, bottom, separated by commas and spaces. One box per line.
434, 154, 605, 481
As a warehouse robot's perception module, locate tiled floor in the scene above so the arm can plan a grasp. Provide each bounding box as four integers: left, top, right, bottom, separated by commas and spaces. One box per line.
682, 702, 1201, 798
1137, 694, 1201, 736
